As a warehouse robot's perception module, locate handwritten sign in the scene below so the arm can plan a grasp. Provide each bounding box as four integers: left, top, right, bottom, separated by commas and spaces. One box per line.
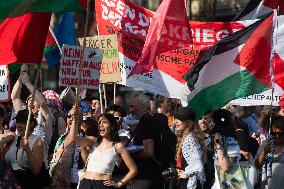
59, 45, 103, 89
78, 35, 121, 83
0, 65, 9, 102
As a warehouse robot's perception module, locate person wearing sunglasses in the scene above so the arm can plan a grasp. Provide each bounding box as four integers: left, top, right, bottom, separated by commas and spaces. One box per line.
105, 105, 126, 130
255, 114, 284, 189
49, 106, 84, 189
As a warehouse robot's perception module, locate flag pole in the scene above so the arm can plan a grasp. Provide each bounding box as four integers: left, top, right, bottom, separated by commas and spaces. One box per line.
187, 0, 196, 64
113, 83, 116, 105
262, 10, 278, 185
24, 66, 40, 138
40, 66, 43, 92
99, 84, 104, 113
269, 10, 279, 134
103, 84, 107, 109
75, 0, 92, 109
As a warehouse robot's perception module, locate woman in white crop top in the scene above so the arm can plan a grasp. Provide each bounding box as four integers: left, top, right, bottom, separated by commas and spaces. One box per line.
73, 113, 137, 189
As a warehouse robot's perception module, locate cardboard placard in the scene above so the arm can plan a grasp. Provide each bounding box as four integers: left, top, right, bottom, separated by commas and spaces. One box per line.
0, 65, 10, 102
78, 34, 121, 83
59, 44, 103, 89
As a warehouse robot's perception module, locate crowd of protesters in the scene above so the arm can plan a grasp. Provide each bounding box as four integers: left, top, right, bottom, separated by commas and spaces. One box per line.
1, 65, 284, 189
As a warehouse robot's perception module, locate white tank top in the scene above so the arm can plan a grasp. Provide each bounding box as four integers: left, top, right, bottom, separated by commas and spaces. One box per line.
86, 142, 120, 175
5, 134, 48, 170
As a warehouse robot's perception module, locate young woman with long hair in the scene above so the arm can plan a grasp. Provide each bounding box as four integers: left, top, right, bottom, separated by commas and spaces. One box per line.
174, 107, 206, 189
73, 113, 137, 189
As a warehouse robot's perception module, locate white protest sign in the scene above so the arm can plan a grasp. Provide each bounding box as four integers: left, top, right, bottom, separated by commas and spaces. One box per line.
0, 65, 9, 102
59, 45, 103, 89
230, 85, 284, 106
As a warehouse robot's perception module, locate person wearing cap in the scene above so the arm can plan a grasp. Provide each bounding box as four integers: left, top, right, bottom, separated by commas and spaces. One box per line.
173, 107, 206, 189
118, 114, 139, 147
11, 64, 54, 162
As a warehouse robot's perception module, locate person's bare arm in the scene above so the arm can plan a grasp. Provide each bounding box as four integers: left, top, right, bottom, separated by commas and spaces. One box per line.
11, 65, 28, 112
240, 150, 251, 160
104, 143, 137, 188
20, 71, 49, 120
75, 136, 96, 148
132, 139, 154, 159
22, 138, 44, 175
214, 134, 232, 172
0, 133, 16, 153
215, 147, 232, 172
57, 117, 67, 136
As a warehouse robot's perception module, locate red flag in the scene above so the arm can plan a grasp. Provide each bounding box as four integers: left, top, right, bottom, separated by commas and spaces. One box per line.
0, 13, 51, 65
128, 0, 192, 77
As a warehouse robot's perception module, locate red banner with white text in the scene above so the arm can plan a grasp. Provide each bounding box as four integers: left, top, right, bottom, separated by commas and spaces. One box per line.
96, 0, 270, 104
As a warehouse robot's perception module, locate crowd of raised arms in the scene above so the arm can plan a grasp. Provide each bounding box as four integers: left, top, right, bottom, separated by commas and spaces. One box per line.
1, 65, 284, 189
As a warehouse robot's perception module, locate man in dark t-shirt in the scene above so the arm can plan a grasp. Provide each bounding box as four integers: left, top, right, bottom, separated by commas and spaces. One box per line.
128, 114, 163, 189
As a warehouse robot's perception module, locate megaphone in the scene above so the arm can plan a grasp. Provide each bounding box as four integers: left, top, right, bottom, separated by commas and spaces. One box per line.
59, 87, 76, 106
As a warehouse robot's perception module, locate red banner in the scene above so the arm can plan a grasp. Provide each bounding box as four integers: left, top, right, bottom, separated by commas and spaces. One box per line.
95, 0, 253, 99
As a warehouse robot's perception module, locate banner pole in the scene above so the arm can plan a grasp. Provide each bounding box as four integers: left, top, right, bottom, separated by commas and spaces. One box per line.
103, 84, 107, 109
75, 0, 92, 109
113, 83, 116, 105
24, 66, 40, 138
75, 0, 91, 122
40, 66, 43, 92
99, 84, 104, 114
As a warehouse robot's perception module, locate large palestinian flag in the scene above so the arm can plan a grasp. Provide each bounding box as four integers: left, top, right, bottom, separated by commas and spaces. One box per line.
184, 13, 274, 118
234, 0, 284, 20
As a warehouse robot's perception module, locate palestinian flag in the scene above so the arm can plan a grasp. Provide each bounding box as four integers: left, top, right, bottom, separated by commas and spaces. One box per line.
0, 0, 87, 20
44, 12, 76, 68
183, 13, 274, 118
234, 0, 284, 20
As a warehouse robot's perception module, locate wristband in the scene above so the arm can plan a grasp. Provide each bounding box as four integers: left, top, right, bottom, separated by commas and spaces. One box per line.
118, 181, 125, 187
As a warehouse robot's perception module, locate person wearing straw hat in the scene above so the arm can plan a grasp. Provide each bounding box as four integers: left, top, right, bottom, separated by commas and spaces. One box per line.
11, 64, 54, 162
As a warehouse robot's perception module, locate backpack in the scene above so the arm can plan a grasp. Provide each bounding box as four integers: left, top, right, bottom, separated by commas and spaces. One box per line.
153, 114, 177, 171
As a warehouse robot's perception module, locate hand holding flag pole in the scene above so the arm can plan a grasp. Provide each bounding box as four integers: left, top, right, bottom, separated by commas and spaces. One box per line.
24, 65, 40, 138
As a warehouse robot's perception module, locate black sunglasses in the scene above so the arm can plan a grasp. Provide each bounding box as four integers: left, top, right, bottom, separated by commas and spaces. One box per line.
115, 116, 122, 121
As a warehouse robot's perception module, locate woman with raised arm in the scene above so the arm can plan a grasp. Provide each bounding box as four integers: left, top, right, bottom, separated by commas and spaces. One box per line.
74, 113, 137, 189
49, 106, 83, 189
